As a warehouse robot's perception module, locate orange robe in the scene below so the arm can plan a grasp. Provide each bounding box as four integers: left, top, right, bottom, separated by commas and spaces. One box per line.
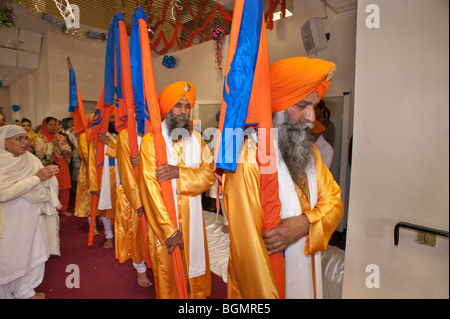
223, 138, 344, 299
74, 132, 91, 218
115, 129, 153, 264
138, 131, 215, 299
87, 135, 117, 219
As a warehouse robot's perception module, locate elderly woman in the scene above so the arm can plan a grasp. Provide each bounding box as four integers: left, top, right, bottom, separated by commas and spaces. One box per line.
0, 125, 60, 299
34, 117, 72, 216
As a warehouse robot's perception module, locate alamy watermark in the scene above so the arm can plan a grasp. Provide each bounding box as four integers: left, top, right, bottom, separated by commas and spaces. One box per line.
65, 3, 80, 29
365, 4, 380, 29
65, 264, 80, 288
365, 264, 380, 289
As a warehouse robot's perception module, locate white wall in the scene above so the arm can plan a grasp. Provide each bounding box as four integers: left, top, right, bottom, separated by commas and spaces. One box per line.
7, 31, 106, 125
342, 0, 449, 298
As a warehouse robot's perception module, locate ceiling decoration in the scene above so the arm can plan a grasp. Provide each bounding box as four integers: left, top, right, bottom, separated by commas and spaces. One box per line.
9, 0, 234, 54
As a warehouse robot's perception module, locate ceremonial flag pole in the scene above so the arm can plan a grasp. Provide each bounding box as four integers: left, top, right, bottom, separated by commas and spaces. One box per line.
133, 6, 188, 299
67, 57, 100, 247
87, 86, 109, 247
67, 57, 90, 143
215, 0, 285, 298
114, 13, 151, 267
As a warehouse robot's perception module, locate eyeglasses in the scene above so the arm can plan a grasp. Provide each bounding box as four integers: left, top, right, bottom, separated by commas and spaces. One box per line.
7, 136, 29, 143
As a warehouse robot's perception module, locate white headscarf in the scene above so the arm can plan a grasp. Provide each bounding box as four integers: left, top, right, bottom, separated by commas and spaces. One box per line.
0, 125, 61, 241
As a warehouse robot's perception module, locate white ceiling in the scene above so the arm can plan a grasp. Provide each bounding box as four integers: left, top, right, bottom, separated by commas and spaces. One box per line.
0, 0, 356, 87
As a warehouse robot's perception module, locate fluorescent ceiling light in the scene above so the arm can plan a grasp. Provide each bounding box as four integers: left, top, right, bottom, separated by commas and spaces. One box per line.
273, 9, 293, 21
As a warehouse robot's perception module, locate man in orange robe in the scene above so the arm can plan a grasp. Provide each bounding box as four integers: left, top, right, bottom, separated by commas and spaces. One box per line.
87, 110, 118, 249
74, 114, 93, 220
223, 57, 344, 299
138, 81, 215, 299
115, 128, 153, 287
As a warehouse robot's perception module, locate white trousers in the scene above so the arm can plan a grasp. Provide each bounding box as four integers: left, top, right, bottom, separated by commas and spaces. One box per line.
0, 263, 45, 299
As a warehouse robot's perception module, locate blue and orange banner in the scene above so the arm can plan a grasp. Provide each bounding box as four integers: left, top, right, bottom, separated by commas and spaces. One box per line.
132, 6, 188, 299
68, 62, 90, 142
215, 0, 285, 298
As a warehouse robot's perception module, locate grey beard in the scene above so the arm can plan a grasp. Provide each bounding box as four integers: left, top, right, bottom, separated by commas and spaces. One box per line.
166, 110, 192, 140
273, 110, 315, 186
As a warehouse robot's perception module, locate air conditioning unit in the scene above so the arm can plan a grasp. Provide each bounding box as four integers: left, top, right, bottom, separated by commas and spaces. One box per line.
301, 17, 328, 55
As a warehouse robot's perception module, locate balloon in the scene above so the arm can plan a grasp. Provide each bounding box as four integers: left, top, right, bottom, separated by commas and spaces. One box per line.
162, 55, 176, 69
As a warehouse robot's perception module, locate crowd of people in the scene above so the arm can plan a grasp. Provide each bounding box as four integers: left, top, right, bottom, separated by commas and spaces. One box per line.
0, 56, 343, 300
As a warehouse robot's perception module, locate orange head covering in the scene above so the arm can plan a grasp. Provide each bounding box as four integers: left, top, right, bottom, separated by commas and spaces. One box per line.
87, 113, 94, 127
310, 120, 326, 134
109, 104, 115, 117
270, 57, 336, 113
159, 81, 196, 117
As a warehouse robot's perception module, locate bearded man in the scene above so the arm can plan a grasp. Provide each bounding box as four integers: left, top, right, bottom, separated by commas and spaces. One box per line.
223, 57, 344, 299
138, 81, 215, 299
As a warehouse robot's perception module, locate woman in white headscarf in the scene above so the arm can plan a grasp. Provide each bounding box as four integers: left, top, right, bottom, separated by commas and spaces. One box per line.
0, 125, 60, 299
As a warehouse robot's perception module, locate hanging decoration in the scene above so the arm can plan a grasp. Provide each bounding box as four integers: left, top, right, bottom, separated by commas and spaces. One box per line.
211, 25, 224, 70
170, 0, 183, 20
10, 0, 258, 54
162, 55, 176, 69
0, 81, 3, 88
11, 104, 20, 112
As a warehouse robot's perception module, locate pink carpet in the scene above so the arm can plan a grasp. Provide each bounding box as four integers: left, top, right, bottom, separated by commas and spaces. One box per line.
37, 214, 227, 299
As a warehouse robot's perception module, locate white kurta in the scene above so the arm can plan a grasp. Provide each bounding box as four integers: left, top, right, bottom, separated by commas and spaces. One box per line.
0, 196, 49, 285
314, 134, 334, 169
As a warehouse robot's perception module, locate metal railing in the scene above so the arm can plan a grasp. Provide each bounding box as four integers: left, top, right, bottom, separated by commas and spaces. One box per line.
394, 222, 449, 246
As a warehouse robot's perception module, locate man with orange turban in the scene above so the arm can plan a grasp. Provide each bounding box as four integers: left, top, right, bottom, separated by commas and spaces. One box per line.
223, 57, 344, 299
87, 108, 118, 249
139, 81, 215, 298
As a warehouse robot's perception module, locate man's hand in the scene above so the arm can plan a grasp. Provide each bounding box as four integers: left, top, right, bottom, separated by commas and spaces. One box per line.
90, 190, 100, 196
98, 132, 110, 145
131, 155, 139, 167
165, 230, 183, 254
262, 214, 310, 255
35, 165, 59, 181
156, 164, 179, 183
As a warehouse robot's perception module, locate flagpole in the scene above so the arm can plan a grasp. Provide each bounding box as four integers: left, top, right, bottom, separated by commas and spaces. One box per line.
67, 57, 98, 247
116, 19, 151, 267
137, 14, 188, 299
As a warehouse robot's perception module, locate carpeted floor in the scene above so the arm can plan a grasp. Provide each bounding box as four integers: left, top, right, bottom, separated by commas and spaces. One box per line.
36, 212, 227, 299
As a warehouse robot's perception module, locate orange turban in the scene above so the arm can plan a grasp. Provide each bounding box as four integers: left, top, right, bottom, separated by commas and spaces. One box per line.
310, 120, 326, 134
270, 57, 336, 113
109, 104, 115, 117
159, 81, 196, 116
87, 113, 94, 127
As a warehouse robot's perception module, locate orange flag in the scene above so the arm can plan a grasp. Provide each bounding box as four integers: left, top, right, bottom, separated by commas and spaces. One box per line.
68, 60, 90, 142
134, 7, 188, 299
112, 17, 151, 267
215, 0, 285, 298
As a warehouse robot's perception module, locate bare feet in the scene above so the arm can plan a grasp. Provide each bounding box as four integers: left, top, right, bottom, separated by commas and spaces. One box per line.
103, 238, 114, 249
137, 272, 152, 288
28, 292, 46, 299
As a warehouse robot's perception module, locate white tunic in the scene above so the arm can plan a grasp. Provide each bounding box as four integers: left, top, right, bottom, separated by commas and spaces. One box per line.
0, 196, 49, 285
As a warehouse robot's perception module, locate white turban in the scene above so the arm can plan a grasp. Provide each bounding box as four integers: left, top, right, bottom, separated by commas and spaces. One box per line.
0, 125, 27, 150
